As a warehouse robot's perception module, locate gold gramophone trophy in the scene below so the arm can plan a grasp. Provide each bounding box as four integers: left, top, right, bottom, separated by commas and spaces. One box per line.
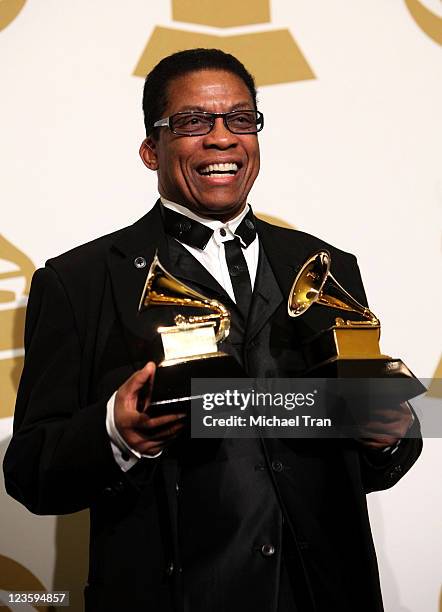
138, 254, 244, 411
288, 251, 425, 398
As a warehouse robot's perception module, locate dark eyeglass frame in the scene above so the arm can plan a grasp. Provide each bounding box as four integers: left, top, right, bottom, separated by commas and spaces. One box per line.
152, 110, 264, 136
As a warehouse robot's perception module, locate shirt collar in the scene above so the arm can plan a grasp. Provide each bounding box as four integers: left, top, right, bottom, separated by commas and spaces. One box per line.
160, 197, 251, 234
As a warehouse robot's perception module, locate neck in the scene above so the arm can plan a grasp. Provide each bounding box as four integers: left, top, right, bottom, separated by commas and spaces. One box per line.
160, 197, 249, 225
201, 204, 247, 223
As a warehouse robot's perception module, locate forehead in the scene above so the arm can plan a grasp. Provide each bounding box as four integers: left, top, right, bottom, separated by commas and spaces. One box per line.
164, 69, 254, 115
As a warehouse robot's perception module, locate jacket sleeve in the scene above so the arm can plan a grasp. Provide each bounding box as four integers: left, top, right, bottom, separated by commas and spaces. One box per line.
359, 410, 423, 493
343, 254, 423, 492
2, 266, 129, 515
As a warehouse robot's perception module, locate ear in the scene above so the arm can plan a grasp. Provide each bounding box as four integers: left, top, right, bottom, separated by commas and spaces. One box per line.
139, 137, 159, 170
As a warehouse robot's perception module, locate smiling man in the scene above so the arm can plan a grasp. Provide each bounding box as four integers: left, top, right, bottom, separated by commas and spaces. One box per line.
4, 49, 421, 612
140, 68, 261, 220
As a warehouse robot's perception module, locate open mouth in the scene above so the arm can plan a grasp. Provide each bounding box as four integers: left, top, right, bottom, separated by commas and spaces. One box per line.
197, 162, 240, 177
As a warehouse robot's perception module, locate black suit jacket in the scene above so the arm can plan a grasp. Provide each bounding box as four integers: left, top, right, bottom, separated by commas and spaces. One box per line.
3, 201, 422, 612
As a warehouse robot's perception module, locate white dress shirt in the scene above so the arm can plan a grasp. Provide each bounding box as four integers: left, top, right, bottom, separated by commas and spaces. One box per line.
160, 197, 259, 301
106, 199, 260, 470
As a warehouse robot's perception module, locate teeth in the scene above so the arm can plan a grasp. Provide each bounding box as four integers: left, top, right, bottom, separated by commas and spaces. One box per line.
200, 162, 238, 175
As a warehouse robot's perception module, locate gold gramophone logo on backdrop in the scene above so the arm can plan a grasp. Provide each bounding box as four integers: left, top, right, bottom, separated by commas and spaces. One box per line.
133, 0, 315, 86
427, 355, 442, 397
0, 0, 27, 32
0, 235, 35, 419
0, 554, 51, 612
404, 0, 442, 45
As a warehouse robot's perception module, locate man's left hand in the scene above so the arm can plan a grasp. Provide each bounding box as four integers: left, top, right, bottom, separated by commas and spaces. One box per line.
357, 402, 414, 450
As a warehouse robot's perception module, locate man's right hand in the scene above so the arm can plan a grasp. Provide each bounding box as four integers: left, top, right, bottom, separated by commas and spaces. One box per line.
114, 362, 186, 457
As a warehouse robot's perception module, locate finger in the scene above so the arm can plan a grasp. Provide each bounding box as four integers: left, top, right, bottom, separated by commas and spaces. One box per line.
136, 366, 159, 413
139, 412, 187, 430
141, 420, 186, 442
359, 435, 399, 448
125, 361, 156, 398
359, 440, 387, 450
360, 422, 405, 438
130, 427, 184, 455
125, 417, 186, 447
137, 432, 182, 456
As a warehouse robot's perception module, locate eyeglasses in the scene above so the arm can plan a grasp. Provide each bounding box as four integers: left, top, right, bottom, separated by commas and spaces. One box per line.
152, 110, 264, 136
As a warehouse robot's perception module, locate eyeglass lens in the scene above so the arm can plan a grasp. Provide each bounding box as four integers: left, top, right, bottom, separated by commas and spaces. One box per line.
171, 111, 262, 135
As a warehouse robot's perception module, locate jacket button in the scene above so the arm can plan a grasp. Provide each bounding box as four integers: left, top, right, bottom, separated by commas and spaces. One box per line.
389, 465, 403, 480
134, 256, 146, 269
114, 480, 125, 493
272, 461, 283, 472
103, 481, 124, 497
261, 544, 275, 557
165, 561, 174, 576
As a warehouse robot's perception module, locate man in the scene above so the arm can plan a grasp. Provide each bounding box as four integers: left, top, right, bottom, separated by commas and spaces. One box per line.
3, 49, 421, 612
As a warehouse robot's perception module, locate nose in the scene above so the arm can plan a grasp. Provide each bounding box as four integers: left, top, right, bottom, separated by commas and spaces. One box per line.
203, 117, 238, 149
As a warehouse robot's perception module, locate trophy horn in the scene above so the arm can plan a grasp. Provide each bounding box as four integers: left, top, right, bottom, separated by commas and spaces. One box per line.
288, 250, 379, 325
139, 253, 230, 342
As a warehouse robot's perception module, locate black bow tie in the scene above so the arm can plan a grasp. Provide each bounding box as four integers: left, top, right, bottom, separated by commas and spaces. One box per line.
162, 205, 257, 250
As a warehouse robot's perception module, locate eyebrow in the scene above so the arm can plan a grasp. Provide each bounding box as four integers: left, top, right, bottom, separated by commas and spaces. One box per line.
174, 102, 254, 113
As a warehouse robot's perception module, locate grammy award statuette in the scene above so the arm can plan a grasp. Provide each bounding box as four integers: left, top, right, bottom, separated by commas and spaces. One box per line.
138, 254, 244, 411
288, 251, 425, 400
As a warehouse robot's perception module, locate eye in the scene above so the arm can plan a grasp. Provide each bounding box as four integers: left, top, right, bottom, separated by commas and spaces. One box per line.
228, 112, 256, 130
173, 113, 211, 130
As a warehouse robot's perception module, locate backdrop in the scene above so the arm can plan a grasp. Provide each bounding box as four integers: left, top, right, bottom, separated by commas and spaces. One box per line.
1, 1, 441, 610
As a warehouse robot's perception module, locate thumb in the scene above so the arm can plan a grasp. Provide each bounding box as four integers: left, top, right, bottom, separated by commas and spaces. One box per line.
126, 361, 156, 397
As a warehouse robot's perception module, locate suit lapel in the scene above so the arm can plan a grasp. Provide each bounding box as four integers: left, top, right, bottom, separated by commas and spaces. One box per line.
107, 201, 171, 357
166, 238, 234, 307
254, 218, 345, 340
255, 218, 302, 298
246, 218, 332, 344
245, 218, 311, 344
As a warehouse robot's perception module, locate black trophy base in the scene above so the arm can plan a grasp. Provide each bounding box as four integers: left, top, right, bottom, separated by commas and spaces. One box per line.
303, 357, 426, 402
149, 352, 245, 415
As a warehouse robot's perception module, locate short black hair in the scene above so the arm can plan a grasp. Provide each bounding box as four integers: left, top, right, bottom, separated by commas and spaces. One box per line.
142, 48, 257, 137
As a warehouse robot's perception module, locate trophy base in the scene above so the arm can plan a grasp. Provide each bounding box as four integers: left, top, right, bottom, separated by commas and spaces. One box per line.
149, 352, 245, 415
301, 325, 426, 402
303, 357, 426, 402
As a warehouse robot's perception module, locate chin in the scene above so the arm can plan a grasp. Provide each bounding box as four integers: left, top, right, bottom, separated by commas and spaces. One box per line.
197, 200, 244, 218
